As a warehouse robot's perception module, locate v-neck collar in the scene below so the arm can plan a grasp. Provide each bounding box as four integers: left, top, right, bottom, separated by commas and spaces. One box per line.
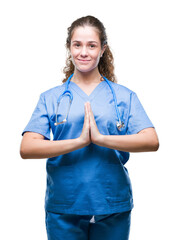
69, 80, 106, 101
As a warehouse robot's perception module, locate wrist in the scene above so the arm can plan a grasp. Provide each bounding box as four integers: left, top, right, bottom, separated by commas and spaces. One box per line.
93, 133, 104, 146
76, 137, 90, 148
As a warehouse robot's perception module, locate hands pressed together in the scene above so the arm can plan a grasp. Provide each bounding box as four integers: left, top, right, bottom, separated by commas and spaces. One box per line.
79, 102, 159, 152
20, 101, 159, 160
79, 102, 103, 147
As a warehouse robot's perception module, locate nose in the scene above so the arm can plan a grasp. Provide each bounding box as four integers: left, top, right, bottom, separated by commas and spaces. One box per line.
80, 46, 88, 57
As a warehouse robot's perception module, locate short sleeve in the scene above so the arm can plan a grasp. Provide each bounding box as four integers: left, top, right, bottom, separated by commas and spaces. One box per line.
126, 92, 154, 135
22, 93, 51, 140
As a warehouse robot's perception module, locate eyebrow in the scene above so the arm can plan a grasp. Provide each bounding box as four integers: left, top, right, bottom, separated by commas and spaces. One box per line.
72, 40, 98, 44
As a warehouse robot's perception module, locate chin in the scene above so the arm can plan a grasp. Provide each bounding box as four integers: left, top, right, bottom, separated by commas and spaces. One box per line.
75, 65, 98, 74
77, 68, 92, 73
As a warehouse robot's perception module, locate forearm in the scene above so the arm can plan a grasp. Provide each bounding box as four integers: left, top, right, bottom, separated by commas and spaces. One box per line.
20, 137, 85, 159
96, 129, 159, 152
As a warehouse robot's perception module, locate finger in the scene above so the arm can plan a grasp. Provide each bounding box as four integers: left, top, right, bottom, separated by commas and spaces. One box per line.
85, 102, 91, 118
84, 103, 89, 123
85, 102, 90, 113
88, 106, 97, 130
87, 103, 95, 122
85, 102, 89, 115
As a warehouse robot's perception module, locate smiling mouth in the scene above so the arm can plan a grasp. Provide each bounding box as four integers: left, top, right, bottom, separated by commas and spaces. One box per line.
77, 59, 91, 62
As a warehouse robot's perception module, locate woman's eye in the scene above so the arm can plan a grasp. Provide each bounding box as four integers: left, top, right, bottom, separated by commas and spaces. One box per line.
74, 43, 80, 48
90, 45, 95, 48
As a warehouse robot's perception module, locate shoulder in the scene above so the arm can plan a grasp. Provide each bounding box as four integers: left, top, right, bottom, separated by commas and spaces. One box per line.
109, 81, 135, 98
41, 83, 65, 96
39, 83, 66, 102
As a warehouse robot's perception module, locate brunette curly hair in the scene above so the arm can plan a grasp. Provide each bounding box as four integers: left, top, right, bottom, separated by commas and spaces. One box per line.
62, 15, 116, 83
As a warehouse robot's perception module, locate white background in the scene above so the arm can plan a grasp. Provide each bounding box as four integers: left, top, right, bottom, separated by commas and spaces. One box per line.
0, 0, 179, 239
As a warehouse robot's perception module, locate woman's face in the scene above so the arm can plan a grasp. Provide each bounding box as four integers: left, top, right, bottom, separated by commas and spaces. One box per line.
70, 26, 106, 73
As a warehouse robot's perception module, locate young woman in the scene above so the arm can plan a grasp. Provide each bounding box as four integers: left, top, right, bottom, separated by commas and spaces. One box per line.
20, 15, 159, 240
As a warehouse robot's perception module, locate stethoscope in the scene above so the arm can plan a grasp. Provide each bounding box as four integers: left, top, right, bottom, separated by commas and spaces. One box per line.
55, 73, 125, 131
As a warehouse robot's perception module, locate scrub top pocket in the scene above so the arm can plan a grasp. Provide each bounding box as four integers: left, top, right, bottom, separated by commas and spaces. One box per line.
105, 164, 133, 205
46, 164, 75, 207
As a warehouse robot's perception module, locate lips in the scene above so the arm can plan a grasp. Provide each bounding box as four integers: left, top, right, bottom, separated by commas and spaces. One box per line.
77, 59, 91, 62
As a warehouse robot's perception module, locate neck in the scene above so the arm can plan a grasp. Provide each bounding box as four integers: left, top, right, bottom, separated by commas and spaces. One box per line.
72, 68, 103, 84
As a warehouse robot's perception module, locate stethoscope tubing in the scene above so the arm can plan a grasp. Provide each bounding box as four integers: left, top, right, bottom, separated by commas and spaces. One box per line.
56, 73, 124, 130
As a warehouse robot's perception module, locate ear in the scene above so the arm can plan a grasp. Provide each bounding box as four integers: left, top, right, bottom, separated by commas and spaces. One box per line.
101, 44, 107, 57
68, 49, 72, 59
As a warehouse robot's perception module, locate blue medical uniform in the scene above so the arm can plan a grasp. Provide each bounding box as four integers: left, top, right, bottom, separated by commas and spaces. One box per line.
22, 79, 153, 238
45, 210, 132, 240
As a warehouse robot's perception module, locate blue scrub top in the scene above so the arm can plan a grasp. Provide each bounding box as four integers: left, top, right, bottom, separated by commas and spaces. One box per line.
22, 79, 154, 215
